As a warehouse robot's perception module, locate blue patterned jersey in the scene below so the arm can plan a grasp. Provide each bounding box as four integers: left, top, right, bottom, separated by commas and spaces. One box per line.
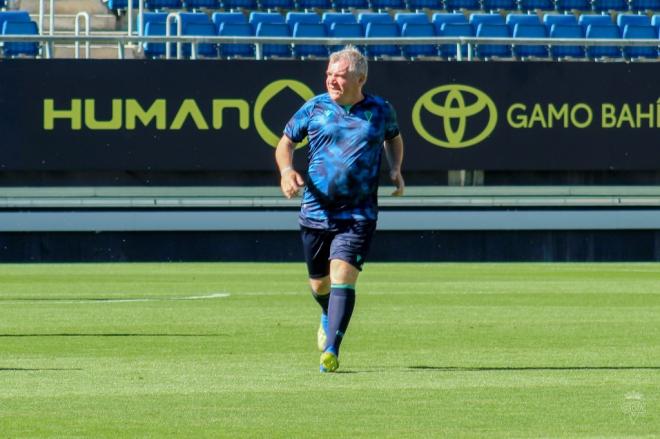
284, 92, 399, 229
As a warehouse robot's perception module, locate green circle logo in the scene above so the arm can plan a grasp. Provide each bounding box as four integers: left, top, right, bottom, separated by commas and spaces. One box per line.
412, 84, 498, 149
254, 79, 315, 148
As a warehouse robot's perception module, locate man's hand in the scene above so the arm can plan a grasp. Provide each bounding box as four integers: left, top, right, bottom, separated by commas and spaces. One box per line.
280, 168, 305, 199
389, 170, 405, 196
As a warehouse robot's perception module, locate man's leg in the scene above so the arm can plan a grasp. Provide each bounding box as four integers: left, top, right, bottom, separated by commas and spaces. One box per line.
309, 276, 330, 350
301, 226, 332, 350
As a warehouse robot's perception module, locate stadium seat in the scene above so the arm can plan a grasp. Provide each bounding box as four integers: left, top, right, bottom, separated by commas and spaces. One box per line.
107, 0, 139, 10
578, 14, 613, 29
653, 14, 660, 28
406, 0, 443, 9
218, 22, 254, 58
364, 22, 401, 58
617, 14, 652, 28
2, 20, 39, 57
328, 22, 364, 53
370, 0, 406, 9
145, 0, 183, 9
629, 0, 660, 12
297, 0, 332, 8
585, 24, 622, 58
322, 12, 358, 33
286, 12, 321, 32
143, 21, 178, 57
212, 12, 247, 30
255, 22, 292, 58
512, 23, 549, 57
438, 22, 473, 58
506, 13, 541, 28
482, 0, 516, 10
259, 0, 295, 10
444, 0, 480, 10
549, 23, 585, 58
221, 0, 257, 8
292, 22, 328, 58
333, 0, 370, 9
469, 13, 506, 28
518, 0, 554, 10
591, 0, 628, 11
475, 23, 512, 58
543, 13, 578, 29
394, 13, 429, 31
621, 24, 658, 59
432, 13, 468, 36
401, 22, 437, 58
555, 0, 591, 10
182, 0, 219, 8
181, 22, 217, 57
249, 12, 285, 32
179, 12, 212, 26
0, 10, 31, 33
358, 12, 394, 32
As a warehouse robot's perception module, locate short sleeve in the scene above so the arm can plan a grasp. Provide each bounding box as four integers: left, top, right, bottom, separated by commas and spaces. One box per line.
383, 101, 400, 141
283, 100, 314, 143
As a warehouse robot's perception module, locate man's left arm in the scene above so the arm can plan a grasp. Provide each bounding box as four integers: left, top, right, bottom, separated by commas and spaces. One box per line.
384, 134, 405, 196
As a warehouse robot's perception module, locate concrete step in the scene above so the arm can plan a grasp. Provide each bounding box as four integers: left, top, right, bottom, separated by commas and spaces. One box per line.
33, 13, 118, 32
53, 43, 140, 59
19, 0, 110, 15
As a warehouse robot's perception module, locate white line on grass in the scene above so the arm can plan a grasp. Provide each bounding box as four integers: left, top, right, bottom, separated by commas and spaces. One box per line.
6, 293, 230, 304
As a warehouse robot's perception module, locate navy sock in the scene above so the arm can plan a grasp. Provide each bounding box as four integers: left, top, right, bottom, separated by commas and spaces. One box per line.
311, 290, 329, 315
325, 285, 356, 355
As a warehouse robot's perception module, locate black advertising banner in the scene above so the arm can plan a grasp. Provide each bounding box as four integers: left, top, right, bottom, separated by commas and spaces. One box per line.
0, 59, 658, 171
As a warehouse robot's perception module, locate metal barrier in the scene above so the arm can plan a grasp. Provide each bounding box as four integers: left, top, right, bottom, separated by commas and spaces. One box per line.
74, 12, 90, 59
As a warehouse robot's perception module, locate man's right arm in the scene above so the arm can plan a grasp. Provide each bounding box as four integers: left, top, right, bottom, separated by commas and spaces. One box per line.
275, 135, 305, 199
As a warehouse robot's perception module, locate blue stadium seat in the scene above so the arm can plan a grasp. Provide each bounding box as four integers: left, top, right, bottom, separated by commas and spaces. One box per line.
260, 0, 295, 10
555, 0, 591, 10
482, 0, 516, 10
371, 0, 406, 8
292, 22, 328, 58
328, 22, 364, 53
512, 23, 549, 57
333, 0, 370, 8
182, 0, 219, 8
255, 22, 292, 58
143, 21, 178, 57
0, 10, 31, 33
475, 23, 512, 58
212, 12, 246, 29
249, 12, 285, 32
401, 22, 437, 58
179, 12, 212, 26
621, 24, 658, 58
432, 13, 468, 35
286, 12, 321, 32
518, 0, 554, 10
107, 0, 139, 10
406, 0, 443, 9
444, 0, 480, 10
358, 12, 394, 32
549, 23, 585, 58
322, 12, 358, 33
469, 13, 506, 28
221, 0, 257, 8
578, 14, 613, 29
297, 0, 332, 8
629, 0, 660, 11
438, 22, 473, 58
585, 24, 622, 58
591, 0, 628, 11
145, 0, 183, 9
182, 22, 217, 57
543, 13, 578, 29
395, 13, 430, 32
506, 13, 541, 28
653, 14, 660, 28
364, 22, 401, 58
2, 20, 39, 57
218, 22, 254, 58
617, 14, 652, 28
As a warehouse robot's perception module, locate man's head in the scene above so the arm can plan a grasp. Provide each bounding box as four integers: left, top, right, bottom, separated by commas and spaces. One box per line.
326, 45, 368, 105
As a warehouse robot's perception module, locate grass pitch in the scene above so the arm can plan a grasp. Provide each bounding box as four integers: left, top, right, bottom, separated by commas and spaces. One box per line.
0, 262, 658, 438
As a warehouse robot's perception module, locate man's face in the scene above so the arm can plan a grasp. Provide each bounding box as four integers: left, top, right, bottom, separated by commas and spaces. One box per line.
325, 59, 364, 104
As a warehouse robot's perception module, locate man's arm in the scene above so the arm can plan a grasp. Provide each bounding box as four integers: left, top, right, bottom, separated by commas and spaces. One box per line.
275, 135, 305, 199
384, 134, 405, 196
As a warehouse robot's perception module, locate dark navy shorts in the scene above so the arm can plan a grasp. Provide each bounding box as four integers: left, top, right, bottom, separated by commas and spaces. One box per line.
300, 220, 377, 279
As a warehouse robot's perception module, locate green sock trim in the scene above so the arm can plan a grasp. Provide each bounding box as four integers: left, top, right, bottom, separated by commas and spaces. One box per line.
331, 283, 355, 290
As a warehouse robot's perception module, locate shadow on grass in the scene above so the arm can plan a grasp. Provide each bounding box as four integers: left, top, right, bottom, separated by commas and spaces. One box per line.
0, 334, 226, 337
0, 368, 83, 372
408, 366, 660, 372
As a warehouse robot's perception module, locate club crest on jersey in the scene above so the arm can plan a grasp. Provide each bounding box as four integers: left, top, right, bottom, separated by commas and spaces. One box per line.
364, 111, 373, 122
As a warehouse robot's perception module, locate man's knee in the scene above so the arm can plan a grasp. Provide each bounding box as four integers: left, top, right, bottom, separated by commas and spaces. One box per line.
309, 276, 330, 295
329, 259, 359, 286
